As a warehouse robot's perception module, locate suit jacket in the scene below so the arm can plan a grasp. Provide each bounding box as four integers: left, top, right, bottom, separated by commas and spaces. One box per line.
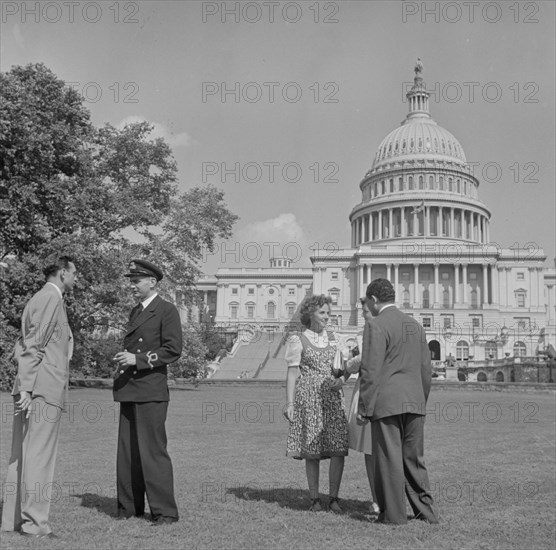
12, 283, 73, 409
358, 306, 432, 420
113, 295, 183, 403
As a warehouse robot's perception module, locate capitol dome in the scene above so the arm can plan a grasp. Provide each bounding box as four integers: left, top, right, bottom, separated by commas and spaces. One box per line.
350, 60, 491, 248
373, 117, 467, 169
371, 62, 466, 171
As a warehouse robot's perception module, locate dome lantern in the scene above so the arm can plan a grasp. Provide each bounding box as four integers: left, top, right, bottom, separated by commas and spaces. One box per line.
406, 58, 431, 121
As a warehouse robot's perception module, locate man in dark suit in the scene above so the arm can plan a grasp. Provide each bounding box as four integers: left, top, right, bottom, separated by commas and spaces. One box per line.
358, 278, 438, 525
2, 256, 76, 539
113, 259, 182, 524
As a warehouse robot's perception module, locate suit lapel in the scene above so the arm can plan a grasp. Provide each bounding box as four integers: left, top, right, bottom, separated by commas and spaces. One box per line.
126, 295, 162, 335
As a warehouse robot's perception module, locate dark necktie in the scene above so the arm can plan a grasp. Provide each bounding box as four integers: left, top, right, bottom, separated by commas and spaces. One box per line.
130, 304, 143, 324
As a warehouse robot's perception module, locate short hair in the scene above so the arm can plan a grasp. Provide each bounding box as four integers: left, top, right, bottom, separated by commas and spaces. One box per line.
366, 278, 395, 303
43, 255, 74, 279
299, 294, 332, 328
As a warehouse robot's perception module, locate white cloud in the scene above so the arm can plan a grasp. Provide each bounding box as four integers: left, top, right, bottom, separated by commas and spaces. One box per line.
117, 115, 191, 149
233, 213, 312, 267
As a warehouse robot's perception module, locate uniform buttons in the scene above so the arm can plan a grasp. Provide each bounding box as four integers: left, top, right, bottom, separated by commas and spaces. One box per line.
139, 338, 143, 342
137, 349, 141, 353
119, 370, 124, 374
133, 371, 137, 375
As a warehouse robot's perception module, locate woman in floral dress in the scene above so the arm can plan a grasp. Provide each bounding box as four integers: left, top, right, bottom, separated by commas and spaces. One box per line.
285, 295, 348, 512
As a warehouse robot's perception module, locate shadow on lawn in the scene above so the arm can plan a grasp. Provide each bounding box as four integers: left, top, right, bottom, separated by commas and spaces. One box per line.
226, 485, 373, 521
78, 492, 119, 518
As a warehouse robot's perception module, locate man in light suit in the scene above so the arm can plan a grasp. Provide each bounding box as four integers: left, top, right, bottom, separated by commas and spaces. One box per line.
358, 278, 438, 525
1, 256, 76, 539
113, 259, 182, 524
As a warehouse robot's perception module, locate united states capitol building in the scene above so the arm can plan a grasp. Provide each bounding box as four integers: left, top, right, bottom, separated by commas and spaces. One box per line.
195, 64, 556, 380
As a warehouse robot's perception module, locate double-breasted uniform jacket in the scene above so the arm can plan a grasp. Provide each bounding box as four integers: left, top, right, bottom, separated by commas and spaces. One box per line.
12, 283, 73, 409
113, 295, 183, 402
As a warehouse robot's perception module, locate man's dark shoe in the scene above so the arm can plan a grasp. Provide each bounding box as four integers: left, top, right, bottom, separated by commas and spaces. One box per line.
20, 532, 58, 539
151, 516, 178, 525
413, 513, 439, 524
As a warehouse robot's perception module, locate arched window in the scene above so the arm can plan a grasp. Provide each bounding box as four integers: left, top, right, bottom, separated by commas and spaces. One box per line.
513, 341, 527, 357
390, 179, 394, 193
429, 175, 434, 189
443, 289, 450, 307
422, 289, 430, 309
398, 177, 404, 191
448, 178, 453, 192
495, 371, 504, 382
403, 290, 410, 308
456, 340, 469, 360
456, 179, 461, 193
477, 372, 487, 382
470, 289, 478, 308
485, 341, 498, 359
381, 181, 385, 194
267, 301, 276, 319
419, 176, 424, 189
439, 176, 444, 190
408, 176, 414, 190
229, 302, 239, 319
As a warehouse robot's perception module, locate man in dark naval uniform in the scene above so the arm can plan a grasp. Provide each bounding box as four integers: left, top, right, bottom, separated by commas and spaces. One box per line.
113, 259, 183, 524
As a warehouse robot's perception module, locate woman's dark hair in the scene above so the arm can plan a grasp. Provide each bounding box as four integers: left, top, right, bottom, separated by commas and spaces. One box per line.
43, 256, 74, 279
299, 294, 332, 328
366, 278, 395, 303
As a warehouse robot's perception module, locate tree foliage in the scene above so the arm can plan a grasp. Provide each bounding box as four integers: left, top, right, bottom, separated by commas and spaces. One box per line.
0, 63, 238, 389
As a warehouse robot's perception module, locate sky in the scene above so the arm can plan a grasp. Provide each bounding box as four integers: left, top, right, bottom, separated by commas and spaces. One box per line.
2, 0, 555, 275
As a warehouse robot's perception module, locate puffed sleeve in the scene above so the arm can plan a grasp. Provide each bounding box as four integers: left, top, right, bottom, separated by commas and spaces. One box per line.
284, 334, 302, 366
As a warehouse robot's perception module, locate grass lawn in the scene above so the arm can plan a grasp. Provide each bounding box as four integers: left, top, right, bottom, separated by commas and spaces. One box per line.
0, 385, 555, 550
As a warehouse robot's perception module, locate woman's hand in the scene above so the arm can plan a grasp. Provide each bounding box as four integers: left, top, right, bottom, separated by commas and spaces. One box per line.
284, 403, 295, 422
328, 378, 344, 392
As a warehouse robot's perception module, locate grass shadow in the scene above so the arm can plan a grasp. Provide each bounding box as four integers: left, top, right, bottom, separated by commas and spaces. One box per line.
226, 485, 376, 521
78, 492, 119, 518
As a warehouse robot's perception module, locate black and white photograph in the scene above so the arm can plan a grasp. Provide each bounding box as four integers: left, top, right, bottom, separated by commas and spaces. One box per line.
0, 1, 555, 548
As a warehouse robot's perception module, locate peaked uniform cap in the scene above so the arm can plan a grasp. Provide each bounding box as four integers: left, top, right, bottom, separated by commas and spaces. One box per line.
124, 259, 163, 281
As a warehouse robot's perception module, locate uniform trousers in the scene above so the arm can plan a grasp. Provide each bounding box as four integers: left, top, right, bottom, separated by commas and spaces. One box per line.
1, 397, 62, 535
116, 401, 178, 520
371, 413, 438, 524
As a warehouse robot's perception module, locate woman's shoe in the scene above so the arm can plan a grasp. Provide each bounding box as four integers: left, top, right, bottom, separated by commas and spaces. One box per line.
369, 502, 380, 515
309, 498, 322, 512
329, 496, 342, 513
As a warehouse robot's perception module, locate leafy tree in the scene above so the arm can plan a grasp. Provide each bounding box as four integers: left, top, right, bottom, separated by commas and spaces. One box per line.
0, 63, 238, 390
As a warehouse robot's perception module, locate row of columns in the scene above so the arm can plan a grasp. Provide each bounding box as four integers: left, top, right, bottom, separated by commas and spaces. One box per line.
356, 263, 517, 308
352, 206, 490, 245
